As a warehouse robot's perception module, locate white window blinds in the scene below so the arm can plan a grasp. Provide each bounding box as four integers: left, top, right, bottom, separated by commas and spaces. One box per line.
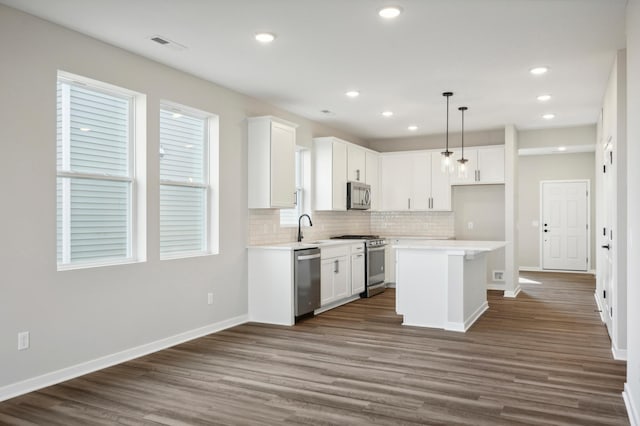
56, 77, 134, 267
159, 108, 208, 257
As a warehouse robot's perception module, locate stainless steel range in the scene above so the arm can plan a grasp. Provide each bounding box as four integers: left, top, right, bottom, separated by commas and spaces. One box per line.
331, 235, 386, 297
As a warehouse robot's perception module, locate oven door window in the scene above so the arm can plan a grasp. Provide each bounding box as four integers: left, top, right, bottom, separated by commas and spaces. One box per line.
367, 247, 385, 285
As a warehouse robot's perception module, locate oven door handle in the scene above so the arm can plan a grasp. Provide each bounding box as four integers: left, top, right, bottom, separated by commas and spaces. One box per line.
367, 246, 386, 252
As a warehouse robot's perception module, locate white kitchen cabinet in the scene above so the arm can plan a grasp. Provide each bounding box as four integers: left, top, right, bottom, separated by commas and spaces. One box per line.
365, 151, 380, 211
380, 151, 450, 211
347, 144, 366, 183
350, 243, 365, 295
380, 154, 412, 211
248, 116, 298, 208
321, 256, 348, 306
450, 145, 504, 185
430, 152, 452, 210
314, 137, 348, 211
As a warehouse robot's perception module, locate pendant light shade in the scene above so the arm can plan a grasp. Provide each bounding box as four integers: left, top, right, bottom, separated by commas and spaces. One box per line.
441, 92, 454, 174
457, 106, 469, 179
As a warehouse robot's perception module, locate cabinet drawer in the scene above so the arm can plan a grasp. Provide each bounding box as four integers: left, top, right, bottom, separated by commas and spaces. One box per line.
350, 243, 365, 254
321, 245, 349, 260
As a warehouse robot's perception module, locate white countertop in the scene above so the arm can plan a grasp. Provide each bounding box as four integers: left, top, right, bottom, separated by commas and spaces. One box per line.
393, 240, 506, 254
248, 239, 365, 251
382, 236, 454, 240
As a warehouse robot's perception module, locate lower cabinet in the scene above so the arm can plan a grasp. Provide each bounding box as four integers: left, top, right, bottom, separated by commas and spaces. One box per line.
351, 252, 365, 295
321, 255, 348, 306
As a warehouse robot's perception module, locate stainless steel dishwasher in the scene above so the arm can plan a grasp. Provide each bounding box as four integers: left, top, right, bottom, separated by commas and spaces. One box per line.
294, 248, 321, 318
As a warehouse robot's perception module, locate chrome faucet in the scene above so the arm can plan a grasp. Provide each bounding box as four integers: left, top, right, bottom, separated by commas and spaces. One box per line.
297, 214, 313, 242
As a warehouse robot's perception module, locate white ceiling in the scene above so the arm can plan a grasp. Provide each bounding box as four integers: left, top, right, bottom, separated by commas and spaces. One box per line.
1, 0, 627, 140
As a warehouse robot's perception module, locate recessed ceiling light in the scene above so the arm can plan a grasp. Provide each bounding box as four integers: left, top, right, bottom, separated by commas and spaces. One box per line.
172, 113, 183, 119
345, 90, 360, 98
382, 111, 394, 117
537, 94, 552, 102
530, 66, 549, 75
379, 6, 402, 19
408, 125, 418, 131
255, 32, 276, 43
79, 127, 91, 132
557, 146, 567, 151
542, 113, 556, 120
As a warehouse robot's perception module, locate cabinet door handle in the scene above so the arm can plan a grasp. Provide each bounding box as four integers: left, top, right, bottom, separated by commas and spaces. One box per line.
356, 169, 360, 181
408, 198, 411, 209
477, 170, 481, 182
334, 259, 339, 273
294, 191, 298, 206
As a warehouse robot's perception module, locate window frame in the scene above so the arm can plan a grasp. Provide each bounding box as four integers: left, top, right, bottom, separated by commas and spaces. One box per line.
159, 101, 218, 260
280, 148, 309, 227
56, 71, 142, 271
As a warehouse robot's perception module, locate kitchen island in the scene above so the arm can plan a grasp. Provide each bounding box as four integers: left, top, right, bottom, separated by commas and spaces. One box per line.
394, 240, 506, 332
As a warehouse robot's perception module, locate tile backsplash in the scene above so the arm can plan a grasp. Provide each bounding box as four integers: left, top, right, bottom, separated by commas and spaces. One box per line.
370, 211, 455, 238
249, 209, 455, 245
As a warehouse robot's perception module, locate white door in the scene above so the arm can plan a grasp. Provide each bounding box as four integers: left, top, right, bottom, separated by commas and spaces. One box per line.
601, 143, 614, 331
351, 253, 365, 295
331, 141, 347, 210
541, 181, 589, 271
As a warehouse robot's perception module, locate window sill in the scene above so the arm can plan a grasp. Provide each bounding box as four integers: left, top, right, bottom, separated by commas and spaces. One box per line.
160, 251, 217, 261
57, 257, 143, 272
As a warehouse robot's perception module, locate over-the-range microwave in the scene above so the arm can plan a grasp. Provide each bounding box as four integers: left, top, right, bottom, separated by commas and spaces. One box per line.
347, 181, 371, 210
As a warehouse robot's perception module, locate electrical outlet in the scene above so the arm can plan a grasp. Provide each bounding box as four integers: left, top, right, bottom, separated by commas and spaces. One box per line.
493, 270, 505, 282
18, 331, 29, 350
467, 221, 474, 230
207, 292, 214, 305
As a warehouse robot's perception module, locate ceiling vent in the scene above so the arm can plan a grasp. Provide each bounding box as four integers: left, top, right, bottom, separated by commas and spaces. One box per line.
149, 35, 187, 51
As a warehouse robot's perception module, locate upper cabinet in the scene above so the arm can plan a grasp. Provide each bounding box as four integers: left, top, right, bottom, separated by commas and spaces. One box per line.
314, 137, 348, 211
450, 145, 505, 185
248, 116, 298, 209
347, 144, 366, 183
365, 151, 380, 211
380, 151, 451, 212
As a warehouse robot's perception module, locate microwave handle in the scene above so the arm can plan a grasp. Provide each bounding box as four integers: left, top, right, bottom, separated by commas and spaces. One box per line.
364, 188, 371, 205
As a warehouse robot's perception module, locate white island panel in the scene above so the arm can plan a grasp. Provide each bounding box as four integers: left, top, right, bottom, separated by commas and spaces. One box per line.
394, 241, 505, 332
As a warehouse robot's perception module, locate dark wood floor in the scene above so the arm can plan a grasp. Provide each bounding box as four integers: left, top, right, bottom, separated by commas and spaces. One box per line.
0, 272, 629, 425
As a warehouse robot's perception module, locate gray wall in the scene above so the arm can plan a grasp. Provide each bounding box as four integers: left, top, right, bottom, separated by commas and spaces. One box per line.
519, 125, 597, 149
452, 185, 505, 286
518, 151, 596, 269
367, 128, 504, 152
0, 5, 362, 389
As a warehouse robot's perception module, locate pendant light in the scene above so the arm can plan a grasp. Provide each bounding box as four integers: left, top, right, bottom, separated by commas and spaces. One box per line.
441, 92, 454, 173
457, 106, 469, 179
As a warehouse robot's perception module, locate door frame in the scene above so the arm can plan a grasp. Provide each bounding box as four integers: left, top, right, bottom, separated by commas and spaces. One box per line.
539, 179, 591, 271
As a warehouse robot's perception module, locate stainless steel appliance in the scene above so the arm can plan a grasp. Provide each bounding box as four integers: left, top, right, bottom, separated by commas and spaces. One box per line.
347, 181, 371, 210
331, 235, 386, 297
294, 248, 321, 318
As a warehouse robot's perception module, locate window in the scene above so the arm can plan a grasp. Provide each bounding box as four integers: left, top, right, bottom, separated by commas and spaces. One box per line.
159, 104, 216, 258
56, 72, 140, 269
280, 149, 308, 226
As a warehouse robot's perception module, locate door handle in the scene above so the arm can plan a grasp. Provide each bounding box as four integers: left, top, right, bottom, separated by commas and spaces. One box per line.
601, 244, 611, 250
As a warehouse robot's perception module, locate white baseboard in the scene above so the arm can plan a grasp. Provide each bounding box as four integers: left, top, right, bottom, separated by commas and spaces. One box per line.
594, 292, 605, 323
0, 314, 248, 403
612, 345, 628, 361
385, 282, 396, 289
519, 266, 542, 272
504, 285, 522, 298
624, 383, 639, 426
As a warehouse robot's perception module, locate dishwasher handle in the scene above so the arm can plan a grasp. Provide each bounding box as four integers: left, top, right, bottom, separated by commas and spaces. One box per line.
297, 253, 321, 261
